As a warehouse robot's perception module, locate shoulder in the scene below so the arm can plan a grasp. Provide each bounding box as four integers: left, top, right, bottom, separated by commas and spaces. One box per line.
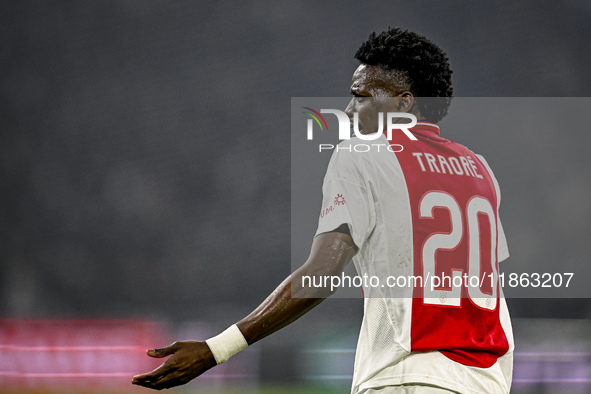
474, 153, 497, 178
321, 137, 378, 188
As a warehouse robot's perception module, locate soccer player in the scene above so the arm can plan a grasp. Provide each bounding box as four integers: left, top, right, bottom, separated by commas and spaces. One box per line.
132, 27, 513, 393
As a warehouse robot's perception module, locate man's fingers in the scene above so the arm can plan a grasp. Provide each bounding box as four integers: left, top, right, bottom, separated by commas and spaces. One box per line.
132, 342, 185, 388
146, 341, 181, 358
131, 370, 165, 385
132, 363, 176, 388
133, 357, 177, 382
131, 374, 156, 388
142, 375, 183, 391
132, 341, 208, 389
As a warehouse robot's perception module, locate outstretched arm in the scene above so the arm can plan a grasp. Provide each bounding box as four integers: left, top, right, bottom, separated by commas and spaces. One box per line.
132, 224, 357, 390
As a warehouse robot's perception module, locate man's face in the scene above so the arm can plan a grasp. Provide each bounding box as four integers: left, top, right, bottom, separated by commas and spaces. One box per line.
344, 64, 407, 134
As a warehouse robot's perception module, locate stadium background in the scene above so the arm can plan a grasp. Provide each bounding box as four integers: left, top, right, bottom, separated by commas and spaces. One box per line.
1, 1, 590, 393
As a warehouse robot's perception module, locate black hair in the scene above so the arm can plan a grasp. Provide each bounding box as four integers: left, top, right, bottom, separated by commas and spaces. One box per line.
355, 27, 453, 122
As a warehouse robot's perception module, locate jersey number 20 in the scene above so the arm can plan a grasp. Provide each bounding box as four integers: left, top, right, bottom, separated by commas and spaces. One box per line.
420, 191, 498, 310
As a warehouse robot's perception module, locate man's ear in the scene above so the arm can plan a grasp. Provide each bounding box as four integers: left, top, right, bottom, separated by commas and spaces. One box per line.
397, 91, 415, 112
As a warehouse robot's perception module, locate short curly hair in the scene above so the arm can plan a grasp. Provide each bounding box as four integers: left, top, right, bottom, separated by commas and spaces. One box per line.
354, 27, 453, 123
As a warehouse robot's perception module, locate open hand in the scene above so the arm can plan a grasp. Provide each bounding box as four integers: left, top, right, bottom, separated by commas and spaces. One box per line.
132, 340, 216, 390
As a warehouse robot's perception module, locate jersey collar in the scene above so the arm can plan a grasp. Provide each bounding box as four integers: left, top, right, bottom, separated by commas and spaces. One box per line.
411, 122, 440, 136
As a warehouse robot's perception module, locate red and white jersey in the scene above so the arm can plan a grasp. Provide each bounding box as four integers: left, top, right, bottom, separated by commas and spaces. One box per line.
315, 122, 514, 394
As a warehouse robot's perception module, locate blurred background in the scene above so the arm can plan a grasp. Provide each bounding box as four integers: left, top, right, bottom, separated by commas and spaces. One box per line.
1, 1, 591, 393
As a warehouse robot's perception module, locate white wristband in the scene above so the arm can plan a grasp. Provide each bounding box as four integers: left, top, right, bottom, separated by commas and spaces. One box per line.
205, 324, 248, 364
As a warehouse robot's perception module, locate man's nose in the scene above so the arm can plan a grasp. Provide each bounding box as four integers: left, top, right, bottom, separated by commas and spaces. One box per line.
344, 98, 355, 117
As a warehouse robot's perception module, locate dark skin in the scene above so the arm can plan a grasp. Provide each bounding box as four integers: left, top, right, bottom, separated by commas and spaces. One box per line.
132, 64, 421, 390
345, 64, 425, 133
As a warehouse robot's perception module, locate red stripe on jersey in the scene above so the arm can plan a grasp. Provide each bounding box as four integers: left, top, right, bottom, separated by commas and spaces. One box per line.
388, 123, 509, 368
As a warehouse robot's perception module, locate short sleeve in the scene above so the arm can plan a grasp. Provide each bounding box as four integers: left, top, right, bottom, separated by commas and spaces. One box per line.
497, 219, 509, 262
476, 154, 510, 262
315, 143, 375, 250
